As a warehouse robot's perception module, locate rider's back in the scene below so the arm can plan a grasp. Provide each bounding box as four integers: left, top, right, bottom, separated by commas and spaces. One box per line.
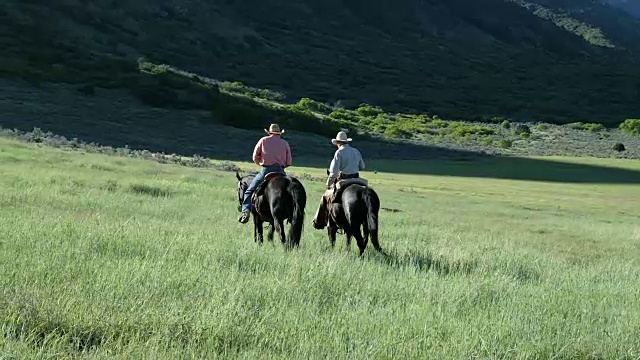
332, 144, 364, 175
254, 135, 291, 167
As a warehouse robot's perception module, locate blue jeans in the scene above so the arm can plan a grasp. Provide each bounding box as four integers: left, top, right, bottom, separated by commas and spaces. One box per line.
241, 165, 285, 213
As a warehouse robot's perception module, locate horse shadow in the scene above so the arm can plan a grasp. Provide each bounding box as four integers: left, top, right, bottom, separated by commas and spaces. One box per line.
368, 248, 479, 277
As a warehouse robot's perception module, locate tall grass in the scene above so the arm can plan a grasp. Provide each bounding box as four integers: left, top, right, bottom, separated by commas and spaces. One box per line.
1, 138, 640, 359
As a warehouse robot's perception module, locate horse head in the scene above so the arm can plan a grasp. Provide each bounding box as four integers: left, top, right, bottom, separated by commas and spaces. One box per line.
235, 171, 249, 212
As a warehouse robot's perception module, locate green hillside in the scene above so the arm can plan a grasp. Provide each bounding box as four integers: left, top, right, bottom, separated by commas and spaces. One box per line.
2, 0, 640, 126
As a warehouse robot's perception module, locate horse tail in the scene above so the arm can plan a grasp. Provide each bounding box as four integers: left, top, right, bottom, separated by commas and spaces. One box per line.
362, 187, 383, 252
362, 187, 378, 232
287, 177, 306, 247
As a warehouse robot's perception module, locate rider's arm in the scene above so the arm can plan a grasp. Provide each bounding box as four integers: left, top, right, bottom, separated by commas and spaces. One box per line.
326, 150, 341, 187
252, 138, 263, 165
358, 151, 365, 171
284, 141, 292, 168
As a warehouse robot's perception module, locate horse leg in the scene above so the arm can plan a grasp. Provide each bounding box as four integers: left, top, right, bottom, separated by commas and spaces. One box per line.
352, 224, 368, 257
363, 224, 369, 245
331, 203, 352, 252
274, 217, 287, 247
253, 216, 264, 244
363, 223, 382, 253
267, 223, 275, 242
327, 225, 337, 248
345, 232, 353, 252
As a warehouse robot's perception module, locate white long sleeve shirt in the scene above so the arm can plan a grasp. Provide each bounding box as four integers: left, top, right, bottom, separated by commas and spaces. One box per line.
326, 144, 365, 187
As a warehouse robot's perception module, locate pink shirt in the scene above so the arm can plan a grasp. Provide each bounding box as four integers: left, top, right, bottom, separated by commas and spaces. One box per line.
252, 135, 292, 167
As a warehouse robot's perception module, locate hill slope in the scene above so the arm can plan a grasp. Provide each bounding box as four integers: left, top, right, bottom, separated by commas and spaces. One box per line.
1, 0, 640, 125
608, 0, 640, 18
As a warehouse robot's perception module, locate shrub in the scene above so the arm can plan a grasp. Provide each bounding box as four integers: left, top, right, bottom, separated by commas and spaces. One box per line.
328, 109, 360, 123
535, 123, 549, 131
568, 122, 605, 132
356, 104, 385, 118
513, 124, 531, 136
619, 119, 640, 135
613, 143, 626, 152
219, 81, 285, 101
294, 98, 332, 114
451, 124, 495, 137
374, 113, 395, 124
489, 116, 510, 124
215, 161, 241, 172
479, 137, 494, 146
384, 126, 412, 139
497, 139, 513, 149
426, 119, 448, 128
587, 123, 605, 132
501, 120, 511, 129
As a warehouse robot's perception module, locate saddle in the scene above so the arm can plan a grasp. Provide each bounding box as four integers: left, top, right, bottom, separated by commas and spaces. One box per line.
251, 172, 286, 203
329, 177, 369, 204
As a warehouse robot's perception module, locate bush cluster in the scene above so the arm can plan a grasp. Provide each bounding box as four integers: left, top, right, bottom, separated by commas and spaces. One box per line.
568, 122, 605, 132
619, 119, 640, 135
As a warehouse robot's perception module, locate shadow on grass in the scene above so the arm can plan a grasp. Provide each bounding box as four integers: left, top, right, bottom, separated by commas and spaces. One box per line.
368, 249, 544, 284
369, 248, 479, 277
128, 184, 173, 197
362, 156, 640, 184
4, 318, 106, 353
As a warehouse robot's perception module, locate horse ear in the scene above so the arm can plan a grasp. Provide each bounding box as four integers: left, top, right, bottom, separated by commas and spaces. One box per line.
235, 171, 242, 181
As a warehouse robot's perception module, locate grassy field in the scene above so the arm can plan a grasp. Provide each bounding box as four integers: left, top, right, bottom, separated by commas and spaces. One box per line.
1, 138, 640, 359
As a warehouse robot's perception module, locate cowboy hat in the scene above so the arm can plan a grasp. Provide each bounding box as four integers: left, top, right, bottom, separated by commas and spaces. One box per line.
264, 123, 285, 135
331, 131, 352, 145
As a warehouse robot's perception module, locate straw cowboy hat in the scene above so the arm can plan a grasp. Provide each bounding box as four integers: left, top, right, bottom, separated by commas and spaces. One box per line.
331, 131, 353, 145
264, 123, 285, 135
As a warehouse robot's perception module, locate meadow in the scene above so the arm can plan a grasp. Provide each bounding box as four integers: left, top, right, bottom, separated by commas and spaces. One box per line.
2, 137, 640, 359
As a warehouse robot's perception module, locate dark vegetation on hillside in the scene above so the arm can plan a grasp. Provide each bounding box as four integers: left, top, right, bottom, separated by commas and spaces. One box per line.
1, 58, 639, 163
1, 0, 640, 126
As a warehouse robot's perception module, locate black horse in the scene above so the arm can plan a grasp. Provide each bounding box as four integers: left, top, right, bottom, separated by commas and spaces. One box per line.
236, 171, 307, 248
312, 172, 383, 256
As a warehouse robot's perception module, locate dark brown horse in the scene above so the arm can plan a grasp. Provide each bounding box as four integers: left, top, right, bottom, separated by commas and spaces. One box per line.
236, 171, 306, 248
312, 172, 383, 256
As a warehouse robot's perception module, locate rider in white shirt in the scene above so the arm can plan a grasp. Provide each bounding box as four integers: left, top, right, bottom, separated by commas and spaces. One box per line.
313, 131, 366, 228
325, 131, 365, 188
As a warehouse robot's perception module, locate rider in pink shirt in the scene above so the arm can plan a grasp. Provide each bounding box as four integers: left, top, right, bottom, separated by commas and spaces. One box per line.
253, 131, 292, 168
239, 124, 292, 223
